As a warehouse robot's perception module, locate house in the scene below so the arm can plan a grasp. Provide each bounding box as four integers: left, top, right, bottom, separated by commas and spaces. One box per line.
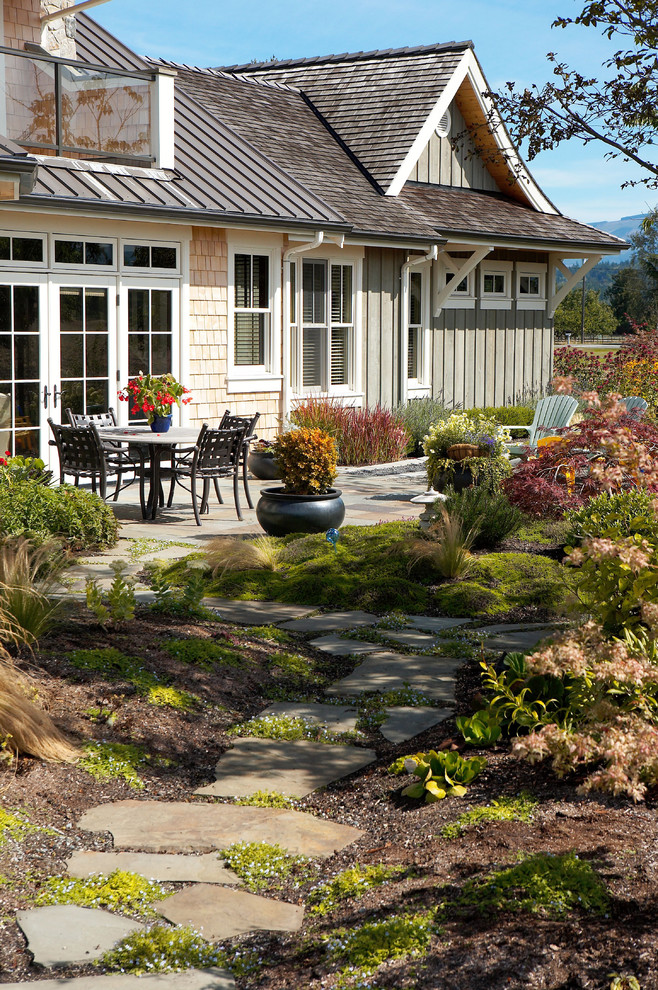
0, 0, 625, 464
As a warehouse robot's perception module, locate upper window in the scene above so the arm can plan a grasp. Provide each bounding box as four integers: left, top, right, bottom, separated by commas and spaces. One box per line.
123, 243, 178, 271
441, 256, 475, 309
234, 253, 269, 366
516, 263, 547, 310
0, 234, 44, 265
54, 239, 114, 267
480, 261, 513, 309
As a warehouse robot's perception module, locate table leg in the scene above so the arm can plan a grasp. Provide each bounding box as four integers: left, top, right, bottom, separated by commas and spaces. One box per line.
150, 444, 161, 520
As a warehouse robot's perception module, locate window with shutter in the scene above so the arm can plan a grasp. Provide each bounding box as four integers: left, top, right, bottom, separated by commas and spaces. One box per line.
234, 253, 269, 366
300, 260, 354, 392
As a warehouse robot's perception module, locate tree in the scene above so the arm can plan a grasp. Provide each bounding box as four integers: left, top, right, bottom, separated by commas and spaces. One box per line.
495, 2, 658, 189
554, 286, 617, 337
606, 265, 658, 330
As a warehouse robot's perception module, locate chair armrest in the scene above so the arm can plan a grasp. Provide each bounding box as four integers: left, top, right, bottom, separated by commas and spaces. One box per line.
510, 425, 532, 437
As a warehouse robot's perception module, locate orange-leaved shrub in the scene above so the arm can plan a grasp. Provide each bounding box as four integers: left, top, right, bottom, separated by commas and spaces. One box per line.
272, 428, 337, 496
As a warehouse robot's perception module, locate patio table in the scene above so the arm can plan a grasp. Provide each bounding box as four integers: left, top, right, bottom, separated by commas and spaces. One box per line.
98, 426, 199, 520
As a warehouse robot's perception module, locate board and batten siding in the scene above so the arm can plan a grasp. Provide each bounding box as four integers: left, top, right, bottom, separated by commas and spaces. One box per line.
409, 102, 499, 192
362, 246, 553, 411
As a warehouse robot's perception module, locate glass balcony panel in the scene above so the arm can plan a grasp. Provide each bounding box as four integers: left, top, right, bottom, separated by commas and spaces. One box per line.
61, 65, 151, 159
3, 54, 56, 148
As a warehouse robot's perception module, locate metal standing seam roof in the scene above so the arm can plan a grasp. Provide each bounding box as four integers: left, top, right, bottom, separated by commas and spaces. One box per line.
221, 44, 471, 190
400, 183, 628, 250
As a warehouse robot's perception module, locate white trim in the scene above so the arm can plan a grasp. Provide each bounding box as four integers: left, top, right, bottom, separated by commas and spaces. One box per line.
434, 245, 492, 315
120, 238, 180, 275
480, 259, 513, 310
387, 49, 557, 215
51, 235, 118, 271
515, 261, 547, 311
152, 68, 177, 171
226, 373, 283, 394
0, 231, 47, 271
437, 252, 476, 309
227, 241, 280, 382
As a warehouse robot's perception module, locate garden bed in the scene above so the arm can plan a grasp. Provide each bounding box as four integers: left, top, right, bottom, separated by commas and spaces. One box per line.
0, 605, 657, 988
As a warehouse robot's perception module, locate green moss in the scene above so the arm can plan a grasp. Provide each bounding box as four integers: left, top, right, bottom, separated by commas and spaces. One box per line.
452, 852, 609, 919
516, 517, 571, 546
78, 741, 150, 789
269, 650, 326, 686
325, 910, 436, 976
309, 864, 405, 915
162, 637, 244, 671
0, 808, 51, 848
220, 840, 316, 892
441, 792, 537, 839
245, 624, 293, 644
36, 870, 168, 916
145, 685, 198, 711
205, 522, 431, 613
70, 647, 198, 709
434, 552, 576, 618
228, 713, 361, 744
232, 790, 298, 808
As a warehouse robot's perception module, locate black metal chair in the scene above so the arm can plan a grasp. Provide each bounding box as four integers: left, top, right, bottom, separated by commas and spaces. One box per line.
48, 419, 130, 500
167, 424, 244, 525
218, 410, 260, 509
65, 407, 141, 500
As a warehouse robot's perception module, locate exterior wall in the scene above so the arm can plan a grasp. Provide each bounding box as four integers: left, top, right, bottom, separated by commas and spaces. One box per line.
188, 225, 281, 438
431, 250, 553, 407
3, 0, 41, 49
362, 246, 406, 408
40, 1, 77, 59
409, 102, 499, 192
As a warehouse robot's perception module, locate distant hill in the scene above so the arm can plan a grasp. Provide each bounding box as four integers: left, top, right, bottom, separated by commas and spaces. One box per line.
589, 213, 647, 259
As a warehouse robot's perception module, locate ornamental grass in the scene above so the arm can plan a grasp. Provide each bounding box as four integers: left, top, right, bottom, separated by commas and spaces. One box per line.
290, 397, 410, 465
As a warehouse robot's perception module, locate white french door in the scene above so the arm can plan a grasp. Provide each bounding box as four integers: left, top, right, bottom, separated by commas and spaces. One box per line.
0, 275, 48, 461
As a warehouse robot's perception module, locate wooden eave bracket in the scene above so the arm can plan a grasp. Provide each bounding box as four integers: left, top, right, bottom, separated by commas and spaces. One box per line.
434, 245, 492, 316
548, 254, 602, 318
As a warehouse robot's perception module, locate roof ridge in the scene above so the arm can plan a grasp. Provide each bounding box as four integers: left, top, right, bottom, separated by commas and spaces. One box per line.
218, 39, 473, 73
148, 57, 301, 93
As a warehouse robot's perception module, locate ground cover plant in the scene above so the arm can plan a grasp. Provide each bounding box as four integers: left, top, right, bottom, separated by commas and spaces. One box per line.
1, 598, 658, 989
0, 480, 118, 548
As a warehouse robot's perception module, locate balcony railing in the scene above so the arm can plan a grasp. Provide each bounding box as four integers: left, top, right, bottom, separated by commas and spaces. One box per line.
0, 46, 155, 164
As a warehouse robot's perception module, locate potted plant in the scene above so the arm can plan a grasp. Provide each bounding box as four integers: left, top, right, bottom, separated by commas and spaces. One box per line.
256, 427, 345, 536
117, 372, 192, 432
424, 412, 512, 492
247, 439, 283, 481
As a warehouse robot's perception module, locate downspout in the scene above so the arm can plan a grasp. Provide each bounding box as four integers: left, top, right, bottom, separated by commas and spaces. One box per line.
281, 231, 325, 425
400, 245, 438, 407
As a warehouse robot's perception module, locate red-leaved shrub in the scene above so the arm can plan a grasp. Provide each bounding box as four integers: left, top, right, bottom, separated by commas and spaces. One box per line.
290, 397, 410, 466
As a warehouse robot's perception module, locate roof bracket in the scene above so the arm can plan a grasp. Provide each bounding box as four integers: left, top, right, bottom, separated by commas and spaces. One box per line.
548, 254, 602, 318
434, 245, 492, 316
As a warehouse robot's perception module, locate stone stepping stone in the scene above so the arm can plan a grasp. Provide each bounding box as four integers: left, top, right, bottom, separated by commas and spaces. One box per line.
0, 972, 235, 989
16, 904, 143, 968
476, 622, 562, 634
384, 630, 439, 650
157, 883, 303, 939
404, 616, 471, 633
326, 651, 459, 703
380, 706, 453, 743
279, 610, 379, 632
481, 628, 558, 652
79, 800, 363, 858
202, 598, 315, 624
195, 737, 376, 798
257, 701, 359, 733
67, 850, 241, 885
309, 634, 380, 656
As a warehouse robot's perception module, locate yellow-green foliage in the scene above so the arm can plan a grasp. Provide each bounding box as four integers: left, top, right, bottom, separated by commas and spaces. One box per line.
162, 637, 243, 671
309, 864, 405, 915
220, 841, 316, 892
451, 852, 609, 919
441, 792, 537, 839
228, 713, 360, 745
246, 624, 293, 644
206, 536, 286, 576
102, 925, 225, 975
273, 426, 337, 495
324, 910, 437, 978
78, 742, 149, 789
232, 790, 297, 808
0, 808, 51, 848
146, 685, 198, 711
69, 647, 196, 709
36, 870, 168, 916
269, 651, 326, 685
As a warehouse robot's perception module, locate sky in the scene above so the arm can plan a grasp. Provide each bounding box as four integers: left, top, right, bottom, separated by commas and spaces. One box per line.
90, 0, 657, 226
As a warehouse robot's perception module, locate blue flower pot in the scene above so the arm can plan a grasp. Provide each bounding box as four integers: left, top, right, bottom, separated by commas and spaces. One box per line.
150, 415, 172, 433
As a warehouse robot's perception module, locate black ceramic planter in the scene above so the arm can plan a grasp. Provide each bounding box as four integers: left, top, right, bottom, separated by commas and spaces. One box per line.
256, 487, 345, 537
247, 449, 282, 481
434, 467, 475, 493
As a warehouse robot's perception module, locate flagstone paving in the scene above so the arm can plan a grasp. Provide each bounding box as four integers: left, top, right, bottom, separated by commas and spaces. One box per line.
194, 738, 376, 798
278, 610, 379, 632
67, 851, 242, 885
0, 973, 235, 990
79, 801, 364, 858
382, 629, 443, 650
380, 706, 454, 744
481, 626, 562, 652
309, 633, 380, 656
403, 615, 471, 632
326, 651, 459, 702
256, 701, 359, 733
17, 905, 143, 968
202, 598, 316, 625
157, 884, 304, 939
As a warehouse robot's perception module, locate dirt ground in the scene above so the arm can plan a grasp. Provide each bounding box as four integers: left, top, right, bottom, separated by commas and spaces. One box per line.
1, 606, 656, 989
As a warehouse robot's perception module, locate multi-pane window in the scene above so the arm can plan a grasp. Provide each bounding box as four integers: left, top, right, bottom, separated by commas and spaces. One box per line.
0, 236, 43, 264
59, 287, 110, 416
519, 274, 540, 296
124, 244, 177, 270
301, 260, 353, 391
127, 288, 173, 420
0, 284, 40, 456
483, 272, 506, 294
408, 271, 423, 381
234, 253, 269, 366
445, 271, 468, 293
55, 239, 113, 266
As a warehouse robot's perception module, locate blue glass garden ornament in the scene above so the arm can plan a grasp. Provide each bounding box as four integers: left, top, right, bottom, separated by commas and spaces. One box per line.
326, 528, 340, 551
